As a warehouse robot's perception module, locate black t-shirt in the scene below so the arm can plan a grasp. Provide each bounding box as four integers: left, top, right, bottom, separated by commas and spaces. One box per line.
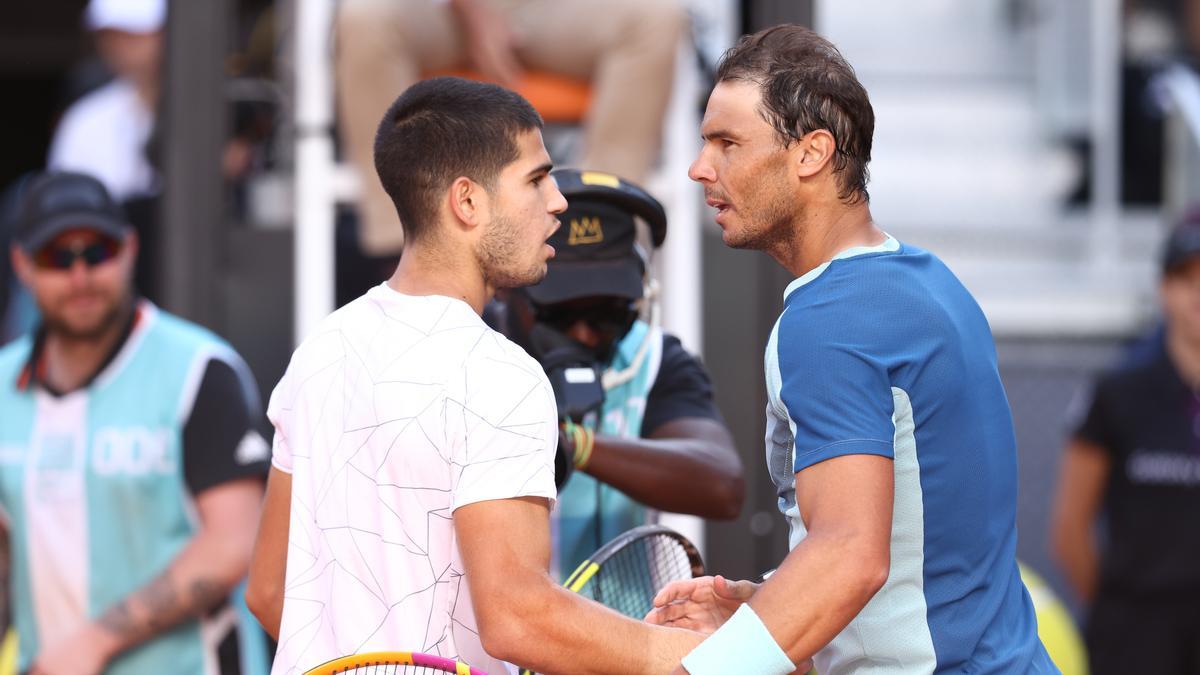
1075, 343, 1200, 598
181, 357, 271, 495
639, 334, 722, 436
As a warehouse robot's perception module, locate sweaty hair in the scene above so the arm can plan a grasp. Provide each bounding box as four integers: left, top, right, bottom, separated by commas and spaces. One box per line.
373, 77, 543, 243
716, 24, 874, 203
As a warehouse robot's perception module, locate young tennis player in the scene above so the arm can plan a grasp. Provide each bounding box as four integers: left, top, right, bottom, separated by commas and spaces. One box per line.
246, 77, 705, 675
646, 25, 1057, 674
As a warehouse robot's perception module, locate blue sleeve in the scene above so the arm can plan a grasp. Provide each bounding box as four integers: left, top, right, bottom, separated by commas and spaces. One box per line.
776, 300, 896, 473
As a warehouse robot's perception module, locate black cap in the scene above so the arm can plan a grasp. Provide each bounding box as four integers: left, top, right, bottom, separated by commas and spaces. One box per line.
1162, 209, 1200, 274
525, 169, 667, 305
13, 172, 129, 252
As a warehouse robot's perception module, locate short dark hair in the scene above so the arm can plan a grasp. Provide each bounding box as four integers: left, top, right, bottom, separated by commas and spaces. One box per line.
716, 24, 874, 203
373, 77, 543, 242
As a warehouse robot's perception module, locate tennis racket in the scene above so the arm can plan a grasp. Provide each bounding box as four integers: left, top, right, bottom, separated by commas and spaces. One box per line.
562, 524, 706, 619
517, 525, 704, 675
304, 652, 486, 675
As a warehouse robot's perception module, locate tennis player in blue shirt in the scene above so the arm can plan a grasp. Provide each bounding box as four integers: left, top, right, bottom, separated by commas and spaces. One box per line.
646, 24, 1057, 674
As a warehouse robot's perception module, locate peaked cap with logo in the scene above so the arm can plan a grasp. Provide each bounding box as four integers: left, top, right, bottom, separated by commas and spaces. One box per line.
525, 169, 667, 305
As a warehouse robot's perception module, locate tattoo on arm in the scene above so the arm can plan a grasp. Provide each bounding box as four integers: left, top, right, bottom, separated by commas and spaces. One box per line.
98, 600, 138, 639
96, 571, 228, 646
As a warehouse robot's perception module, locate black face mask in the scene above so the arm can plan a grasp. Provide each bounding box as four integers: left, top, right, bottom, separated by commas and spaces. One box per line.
531, 299, 638, 365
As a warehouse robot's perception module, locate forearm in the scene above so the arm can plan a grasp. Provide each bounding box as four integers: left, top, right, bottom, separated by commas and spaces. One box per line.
93, 528, 249, 659
584, 432, 743, 518
1053, 525, 1099, 603
498, 579, 703, 674
747, 531, 888, 665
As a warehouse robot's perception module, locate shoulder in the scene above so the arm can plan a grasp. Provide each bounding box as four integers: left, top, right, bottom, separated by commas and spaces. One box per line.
1093, 352, 1170, 397
0, 336, 33, 382
657, 333, 706, 374
146, 305, 240, 362
53, 82, 137, 136
464, 327, 548, 385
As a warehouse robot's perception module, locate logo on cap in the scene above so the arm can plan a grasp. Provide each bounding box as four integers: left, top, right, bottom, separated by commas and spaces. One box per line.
568, 216, 604, 245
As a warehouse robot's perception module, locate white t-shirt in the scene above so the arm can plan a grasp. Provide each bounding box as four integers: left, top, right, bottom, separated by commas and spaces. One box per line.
47, 79, 156, 200
267, 285, 558, 675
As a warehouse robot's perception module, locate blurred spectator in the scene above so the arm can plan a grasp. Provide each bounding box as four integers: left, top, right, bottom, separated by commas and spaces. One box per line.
1120, 0, 1200, 204
47, 0, 165, 202
1051, 211, 1200, 674
0, 172, 270, 675
1, 175, 39, 346
496, 169, 743, 576
334, 0, 687, 264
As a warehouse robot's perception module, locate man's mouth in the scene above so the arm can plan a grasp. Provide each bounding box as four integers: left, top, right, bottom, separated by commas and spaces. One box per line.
705, 197, 731, 213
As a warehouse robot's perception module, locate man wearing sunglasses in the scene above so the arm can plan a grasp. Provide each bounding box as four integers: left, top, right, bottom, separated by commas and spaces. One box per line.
0, 171, 271, 675
498, 169, 745, 580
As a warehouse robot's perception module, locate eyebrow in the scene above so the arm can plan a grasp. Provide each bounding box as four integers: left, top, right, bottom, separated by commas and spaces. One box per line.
526, 162, 554, 179
701, 127, 739, 142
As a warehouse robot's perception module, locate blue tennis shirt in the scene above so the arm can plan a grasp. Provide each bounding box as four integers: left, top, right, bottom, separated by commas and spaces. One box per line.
764, 237, 1056, 673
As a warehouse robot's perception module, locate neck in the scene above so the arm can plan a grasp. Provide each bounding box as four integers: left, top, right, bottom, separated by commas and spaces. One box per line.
132, 75, 158, 110
387, 240, 490, 315
770, 198, 883, 277
42, 299, 134, 393
1167, 324, 1200, 388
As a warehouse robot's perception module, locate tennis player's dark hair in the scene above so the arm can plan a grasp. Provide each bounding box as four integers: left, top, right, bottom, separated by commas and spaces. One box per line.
373, 77, 544, 243
716, 24, 874, 204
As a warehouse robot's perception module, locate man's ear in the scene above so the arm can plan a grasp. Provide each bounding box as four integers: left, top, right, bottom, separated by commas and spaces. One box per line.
10, 244, 33, 288
448, 176, 489, 231
794, 129, 837, 180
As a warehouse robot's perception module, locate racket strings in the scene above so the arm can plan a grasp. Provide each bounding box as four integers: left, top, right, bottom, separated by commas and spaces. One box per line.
577, 534, 695, 619
334, 665, 447, 674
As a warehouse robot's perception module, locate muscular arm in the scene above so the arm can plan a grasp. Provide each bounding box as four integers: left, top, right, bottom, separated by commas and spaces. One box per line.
741, 455, 892, 665
1050, 438, 1110, 604
584, 417, 744, 518
246, 466, 292, 639
86, 478, 263, 662
456, 496, 704, 674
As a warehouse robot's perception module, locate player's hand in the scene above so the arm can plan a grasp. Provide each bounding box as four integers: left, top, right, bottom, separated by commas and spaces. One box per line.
450, 0, 524, 86
644, 574, 759, 633
29, 623, 117, 675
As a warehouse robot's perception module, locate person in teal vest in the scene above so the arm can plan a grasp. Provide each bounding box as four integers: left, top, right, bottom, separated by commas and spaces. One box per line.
0, 172, 271, 675
498, 168, 745, 578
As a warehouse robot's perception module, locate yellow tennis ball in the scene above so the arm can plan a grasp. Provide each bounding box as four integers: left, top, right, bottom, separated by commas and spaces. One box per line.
1020, 563, 1088, 675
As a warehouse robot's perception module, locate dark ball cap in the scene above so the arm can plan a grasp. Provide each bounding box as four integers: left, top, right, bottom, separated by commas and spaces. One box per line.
13, 172, 130, 252
1162, 208, 1200, 275
525, 169, 667, 305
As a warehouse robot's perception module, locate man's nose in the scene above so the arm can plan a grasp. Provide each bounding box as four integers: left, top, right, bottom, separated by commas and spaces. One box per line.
566, 319, 601, 350
67, 258, 92, 285
688, 153, 715, 183
548, 186, 568, 214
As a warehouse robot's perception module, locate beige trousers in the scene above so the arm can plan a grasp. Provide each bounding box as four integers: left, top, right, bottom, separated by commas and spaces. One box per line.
335, 0, 686, 255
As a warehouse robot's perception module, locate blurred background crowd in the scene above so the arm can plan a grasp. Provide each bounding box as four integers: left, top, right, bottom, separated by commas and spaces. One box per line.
4, 0, 1200, 672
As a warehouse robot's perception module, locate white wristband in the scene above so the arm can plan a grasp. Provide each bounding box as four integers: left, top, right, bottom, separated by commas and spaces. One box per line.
680, 604, 794, 675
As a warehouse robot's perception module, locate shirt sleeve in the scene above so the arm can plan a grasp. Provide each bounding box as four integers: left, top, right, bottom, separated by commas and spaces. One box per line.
449, 339, 558, 512
265, 363, 294, 474
640, 334, 723, 436
181, 356, 271, 495
1073, 376, 1115, 452
777, 306, 896, 473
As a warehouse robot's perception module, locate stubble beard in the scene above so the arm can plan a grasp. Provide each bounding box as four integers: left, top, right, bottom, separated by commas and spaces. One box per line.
477, 212, 546, 290
42, 292, 129, 342
727, 184, 800, 256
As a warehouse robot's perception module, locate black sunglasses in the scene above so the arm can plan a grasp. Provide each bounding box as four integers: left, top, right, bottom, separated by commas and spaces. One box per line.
534, 299, 638, 336
33, 236, 122, 271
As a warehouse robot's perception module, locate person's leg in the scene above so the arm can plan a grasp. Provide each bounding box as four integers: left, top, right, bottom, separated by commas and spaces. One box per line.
501, 0, 688, 182
334, 0, 465, 257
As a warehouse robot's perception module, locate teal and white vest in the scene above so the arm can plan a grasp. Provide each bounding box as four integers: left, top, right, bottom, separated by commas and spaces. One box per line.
552, 319, 663, 579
